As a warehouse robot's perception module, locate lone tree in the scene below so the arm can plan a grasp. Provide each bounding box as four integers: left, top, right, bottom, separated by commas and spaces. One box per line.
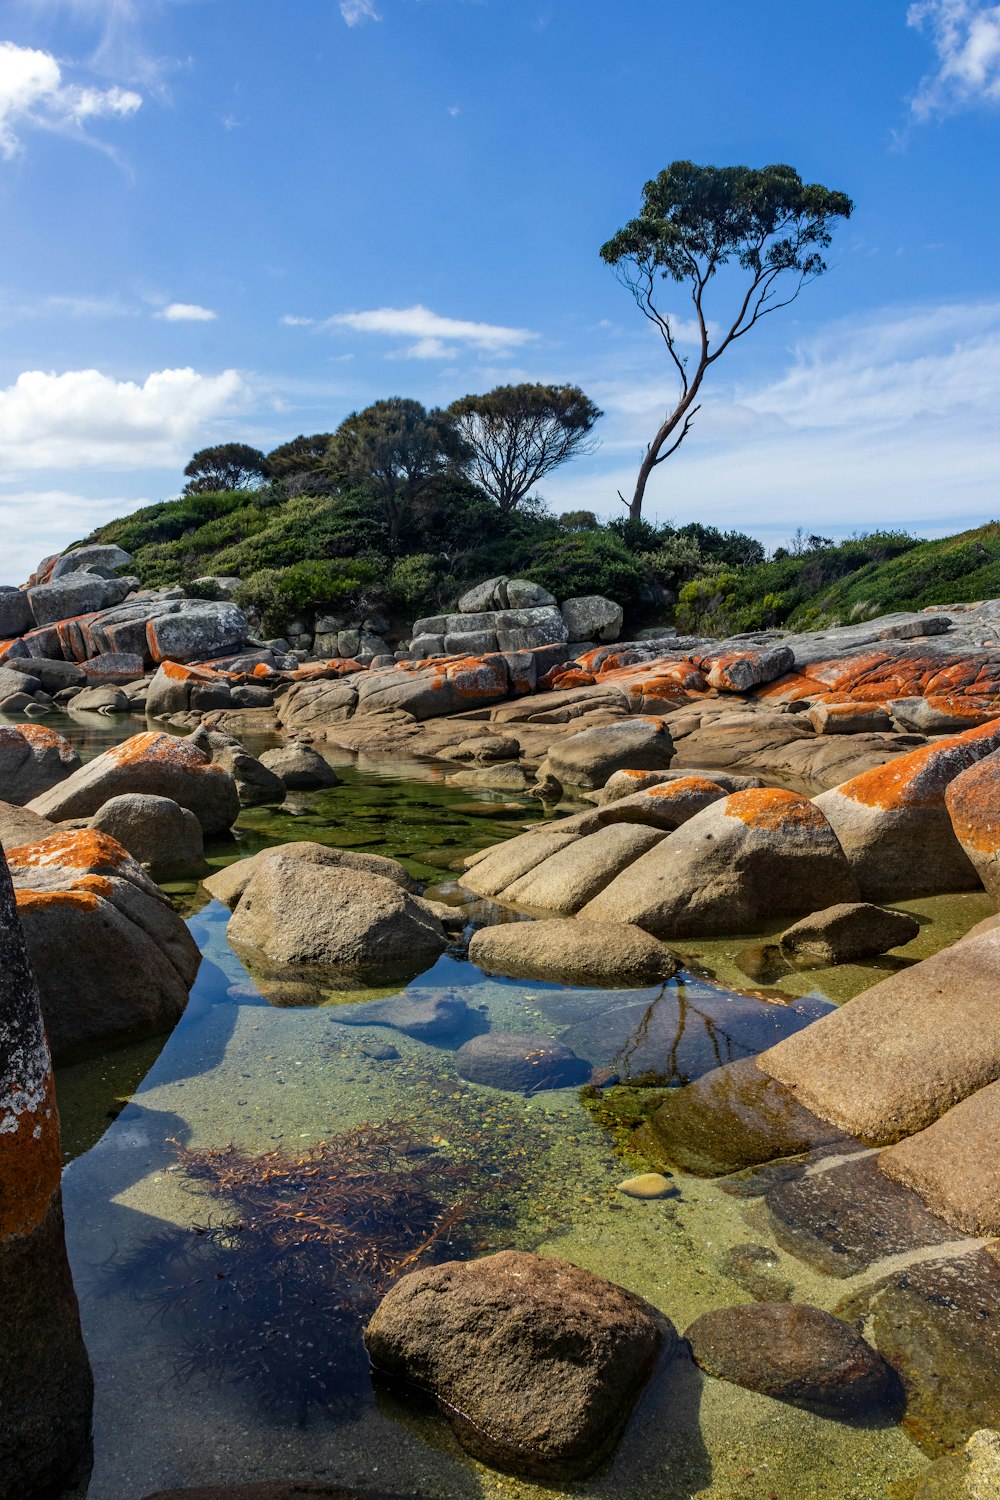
601, 161, 853, 520
326, 397, 466, 543
183, 442, 269, 493
446, 383, 602, 513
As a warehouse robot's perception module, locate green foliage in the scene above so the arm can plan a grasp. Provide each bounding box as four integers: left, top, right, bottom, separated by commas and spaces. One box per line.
518, 532, 651, 613
328, 398, 466, 541
387, 553, 445, 614
183, 443, 269, 494
265, 433, 334, 480
236, 559, 381, 636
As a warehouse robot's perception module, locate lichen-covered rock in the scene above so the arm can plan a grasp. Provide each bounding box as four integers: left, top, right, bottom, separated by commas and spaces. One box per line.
0, 844, 93, 1499
89, 792, 205, 878
545, 718, 675, 789
355, 655, 510, 719
81, 650, 145, 685
27, 572, 132, 626
0, 723, 81, 805
704, 645, 794, 693
146, 660, 234, 717
814, 720, 1000, 900
581, 788, 859, 937
49, 543, 133, 580
778, 902, 920, 964
945, 751, 1000, 905
364, 1250, 666, 1478
27, 730, 241, 834
7, 829, 200, 1059
806, 701, 893, 734
685, 1303, 896, 1416
145, 602, 250, 664
596, 774, 729, 830
226, 853, 447, 978
468, 918, 679, 985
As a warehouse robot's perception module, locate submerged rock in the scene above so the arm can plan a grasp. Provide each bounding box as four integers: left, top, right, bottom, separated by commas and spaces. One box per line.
0, 843, 93, 1499
685, 1302, 897, 1417
328, 990, 478, 1042
468, 917, 679, 985
364, 1250, 666, 1479
454, 1032, 591, 1092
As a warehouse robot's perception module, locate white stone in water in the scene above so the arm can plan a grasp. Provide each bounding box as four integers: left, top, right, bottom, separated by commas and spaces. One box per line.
617, 1172, 674, 1200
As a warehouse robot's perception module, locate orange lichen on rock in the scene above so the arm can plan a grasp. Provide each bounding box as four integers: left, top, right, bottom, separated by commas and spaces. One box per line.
0, 1069, 61, 1238
945, 753, 1000, 857
289, 658, 361, 680
13, 723, 77, 755
542, 668, 595, 690
7, 828, 136, 876
106, 730, 208, 770
833, 718, 1000, 811
14, 888, 103, 914
644, 776, 723, 799
724, 787, 830, 832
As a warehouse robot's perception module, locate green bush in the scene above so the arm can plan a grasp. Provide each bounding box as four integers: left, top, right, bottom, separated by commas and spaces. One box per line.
235, 558, 382, 636
518, 532, 651, 613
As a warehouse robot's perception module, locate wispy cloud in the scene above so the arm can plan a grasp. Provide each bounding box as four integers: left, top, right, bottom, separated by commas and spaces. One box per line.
545, 299, 1000, 540
0, 366, 246, 471
0, 39, 141, 158
907, 0, 1000, 117
156, 302, 218, 322
339, 0, 381, 26
324, 303, 537, 359
281, 313, 315, 326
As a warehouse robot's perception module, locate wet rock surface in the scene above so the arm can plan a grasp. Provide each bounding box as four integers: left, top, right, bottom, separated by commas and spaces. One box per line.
454, 1032, 592, 1091
328, 990, 481, 1042
778, 901, 921, 964
685, 1302, 898, 1417
364, 1250, 666, 1479
259, 742, 339, 789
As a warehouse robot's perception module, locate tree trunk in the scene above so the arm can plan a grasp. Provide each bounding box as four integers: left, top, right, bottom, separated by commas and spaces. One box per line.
628, 367, 707, 521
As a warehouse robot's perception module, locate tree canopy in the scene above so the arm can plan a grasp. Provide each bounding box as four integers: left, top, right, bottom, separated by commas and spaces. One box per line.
266, 433, 334, 480
447, 383, 602, 513
601, 161, 853, 519
325, 398, 467, 543
183, 442, 269, 494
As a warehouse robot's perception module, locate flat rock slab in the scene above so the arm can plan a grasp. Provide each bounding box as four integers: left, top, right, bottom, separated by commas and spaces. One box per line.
686, 1301, 898, 1417
763, 1151, 958, 1278
762, 928, 1000, 1144
364, 1250, 667, 1480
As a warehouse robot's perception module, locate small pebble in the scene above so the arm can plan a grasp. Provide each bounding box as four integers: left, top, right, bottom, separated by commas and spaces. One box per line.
617, 1172, 674, 1200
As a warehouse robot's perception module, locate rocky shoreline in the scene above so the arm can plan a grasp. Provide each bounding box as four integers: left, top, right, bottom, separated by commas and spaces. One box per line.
5, 551, 1000, 1497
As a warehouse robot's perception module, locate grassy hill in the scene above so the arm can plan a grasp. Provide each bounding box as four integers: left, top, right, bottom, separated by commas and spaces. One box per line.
79, 485, 1000, 639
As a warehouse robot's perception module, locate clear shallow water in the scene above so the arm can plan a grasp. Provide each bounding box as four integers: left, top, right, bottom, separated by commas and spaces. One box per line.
23, 711, 988, 1498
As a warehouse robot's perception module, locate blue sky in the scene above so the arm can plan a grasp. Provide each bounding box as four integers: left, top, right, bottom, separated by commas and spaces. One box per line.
1, 0, 999, 579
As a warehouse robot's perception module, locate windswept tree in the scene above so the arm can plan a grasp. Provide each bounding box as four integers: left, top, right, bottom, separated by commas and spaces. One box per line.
266, 433, 334, 480
183, 442, 269, 494
326, 398, 466, 543
447, 383, 602, 513
601, 161, 853, 520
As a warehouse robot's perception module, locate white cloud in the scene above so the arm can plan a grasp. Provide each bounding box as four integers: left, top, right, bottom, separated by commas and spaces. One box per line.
544, 299, 1000, 540
392, 336, 460, 360
281, 313, 315, 326
157, 302, 218, 322
908, 0, 1000, 117
0, 39, 140, 158
340, 0, 381, 25
326, 303, 537, 355
0, 487, 146, 582
0, 366, 246, 471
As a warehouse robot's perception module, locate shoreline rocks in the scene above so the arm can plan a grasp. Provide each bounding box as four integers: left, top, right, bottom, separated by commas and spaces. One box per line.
468, 918, 679, 986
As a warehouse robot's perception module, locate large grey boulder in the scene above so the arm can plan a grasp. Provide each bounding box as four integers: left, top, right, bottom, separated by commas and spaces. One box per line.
560, 596, 623, 644
226, 853, 447, 976
145, 602, 250, 664
203, 841, 416, 908
0, 799, 53, 848
497, 822, 665, 915
49, 544, 132, 581
468, 917, 679, 985
27, 573, 132, 626
0, 723, 80, 805
363, 1250, 666, 1479
0, 585, 32, 638
494, 605, 568, 652
545, 718, 675, 789
582, 788, 859, 936
89, 792, 205, 877
5, 657, 84, 692
145, 661, 234, 717
355, 656, 509, 719
7, 828, 201, 1059
27, 730, 240, 834
0, 845, 93, 1498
